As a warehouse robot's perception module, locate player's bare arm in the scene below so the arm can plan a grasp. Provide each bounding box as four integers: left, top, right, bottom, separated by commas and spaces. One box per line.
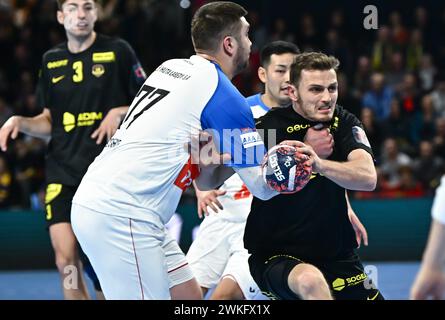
0, 108, 52, 151
312, 148, 376, 191
410, 220, 445, 300
91, 106, 129, 144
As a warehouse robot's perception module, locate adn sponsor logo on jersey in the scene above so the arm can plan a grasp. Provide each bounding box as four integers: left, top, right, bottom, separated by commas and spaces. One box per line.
63, 112, 103, 132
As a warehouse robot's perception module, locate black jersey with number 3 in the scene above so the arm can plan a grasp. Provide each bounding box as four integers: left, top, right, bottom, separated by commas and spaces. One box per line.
244, 105, 374, 261
36, 34, 145, 186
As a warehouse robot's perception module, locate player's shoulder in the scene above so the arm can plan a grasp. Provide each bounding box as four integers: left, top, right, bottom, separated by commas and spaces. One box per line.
94, 34, 134, 53
246, 93, 260, 105
256, 105, 293, 127
42, 42, 68, 62
335, 104, 361, 124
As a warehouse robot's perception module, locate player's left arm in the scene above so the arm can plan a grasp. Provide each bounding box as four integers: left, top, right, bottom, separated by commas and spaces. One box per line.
313, 148, 376, 191
346, 191, 368, 247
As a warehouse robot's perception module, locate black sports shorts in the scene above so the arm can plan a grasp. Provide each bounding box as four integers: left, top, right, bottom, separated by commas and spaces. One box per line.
249, 252, 384, 300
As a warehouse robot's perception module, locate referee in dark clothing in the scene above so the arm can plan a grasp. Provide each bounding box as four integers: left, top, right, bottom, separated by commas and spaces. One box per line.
244, 52, 384, 300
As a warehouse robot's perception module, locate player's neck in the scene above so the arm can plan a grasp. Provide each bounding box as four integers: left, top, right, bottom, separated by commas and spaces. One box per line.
67, 31, 97, 54
261, 94, 283, 109
196, 52, 234, 79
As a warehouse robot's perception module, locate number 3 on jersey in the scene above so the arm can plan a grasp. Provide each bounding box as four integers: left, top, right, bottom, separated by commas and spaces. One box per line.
73, 61, 83, 82
122, 84, 170, 129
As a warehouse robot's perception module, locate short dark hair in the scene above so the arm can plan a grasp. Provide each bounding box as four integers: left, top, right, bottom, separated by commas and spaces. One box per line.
191, 1, 248, 53
57, 0, 99, 10
260, 41, 300, 67
290, 52, 340, 86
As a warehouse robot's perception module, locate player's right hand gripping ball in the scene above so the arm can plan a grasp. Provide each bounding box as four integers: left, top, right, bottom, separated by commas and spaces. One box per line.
262, 144, 312, 194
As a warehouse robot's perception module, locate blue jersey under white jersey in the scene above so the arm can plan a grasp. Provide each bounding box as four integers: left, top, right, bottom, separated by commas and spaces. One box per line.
210, 94, 270, 222
73, 55, 265, 225
247, 93, 270, 118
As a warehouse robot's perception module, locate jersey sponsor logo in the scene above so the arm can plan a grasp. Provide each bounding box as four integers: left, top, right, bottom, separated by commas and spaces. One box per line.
92, 51, 115, 63
174, 156, 200, 191
51, 75, 65, 84
63, 112, 76, 132
286, 123, 309, 133
240, 131, 263, 148
332, 278, 345, 291
47, 59, 68, 69
63, 112, 103, 132
352, 126, 371, 148
332, 273, 367, 291
92, 64, 105, 77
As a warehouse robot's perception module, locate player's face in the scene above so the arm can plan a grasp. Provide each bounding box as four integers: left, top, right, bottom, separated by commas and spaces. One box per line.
261, 53, 296, 106
233, 17, 252, 76
290, 69, 338, 122
58, 0, 97, 38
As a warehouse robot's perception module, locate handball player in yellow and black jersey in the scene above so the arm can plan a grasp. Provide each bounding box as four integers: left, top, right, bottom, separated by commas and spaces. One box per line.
0, 0, 145, 299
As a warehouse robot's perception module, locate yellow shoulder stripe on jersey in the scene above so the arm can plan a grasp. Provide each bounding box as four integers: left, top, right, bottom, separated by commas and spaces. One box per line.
47, 59, 68, 69
93, 52, 115, 63
45, 184, 62, 204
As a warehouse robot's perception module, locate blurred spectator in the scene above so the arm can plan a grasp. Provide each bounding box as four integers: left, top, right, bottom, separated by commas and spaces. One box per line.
433, 117, 445, 159
389, 11, 409, 48
381, 98, 412, 154
398, 73, 421, 116
361, 108, 385, 160
362, 72, 394, 121
385, 52, 406, 93
248, 10, 269, 53
371, 26, 395, 71
10, 137, 45, 208
418, 54, 436, 91
296, 13, 319, 51
431, 74, 445, 117
0, 154, 13, 208
378, 137, 412, 189
337, 72, 360, 119
406, 29, 424, 71
269, 18, 294, 44
412, 140, 444, 193
352, 55, 372, 99
325, 29, 352, 75
410, 94, 436, 146
413, 6, 433, 50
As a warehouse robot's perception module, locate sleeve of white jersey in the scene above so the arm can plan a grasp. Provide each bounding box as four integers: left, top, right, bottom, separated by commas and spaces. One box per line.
432, 175, 445, 225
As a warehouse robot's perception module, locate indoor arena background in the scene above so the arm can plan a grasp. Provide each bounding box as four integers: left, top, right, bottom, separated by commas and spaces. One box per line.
0, 0, 444, 299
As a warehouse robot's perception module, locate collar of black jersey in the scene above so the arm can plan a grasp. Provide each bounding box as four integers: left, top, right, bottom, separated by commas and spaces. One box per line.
260, 103, 343, 129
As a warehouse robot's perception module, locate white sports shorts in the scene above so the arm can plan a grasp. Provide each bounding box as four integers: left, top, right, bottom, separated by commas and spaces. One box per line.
187, 214, 267, 300
72, 204, 193, 300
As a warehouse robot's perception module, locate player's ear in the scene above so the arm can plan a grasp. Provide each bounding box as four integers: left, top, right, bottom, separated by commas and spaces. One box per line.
288, 84, 298, 102
258, 67, 266, 84
56, 10, 64, 25
222, 36, 236, 57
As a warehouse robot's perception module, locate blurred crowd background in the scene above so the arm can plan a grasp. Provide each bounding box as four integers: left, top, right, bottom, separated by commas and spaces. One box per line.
0, 0, 444, 210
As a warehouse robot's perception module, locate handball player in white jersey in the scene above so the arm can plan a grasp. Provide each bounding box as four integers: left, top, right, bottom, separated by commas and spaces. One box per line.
71, 2, 287, 300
